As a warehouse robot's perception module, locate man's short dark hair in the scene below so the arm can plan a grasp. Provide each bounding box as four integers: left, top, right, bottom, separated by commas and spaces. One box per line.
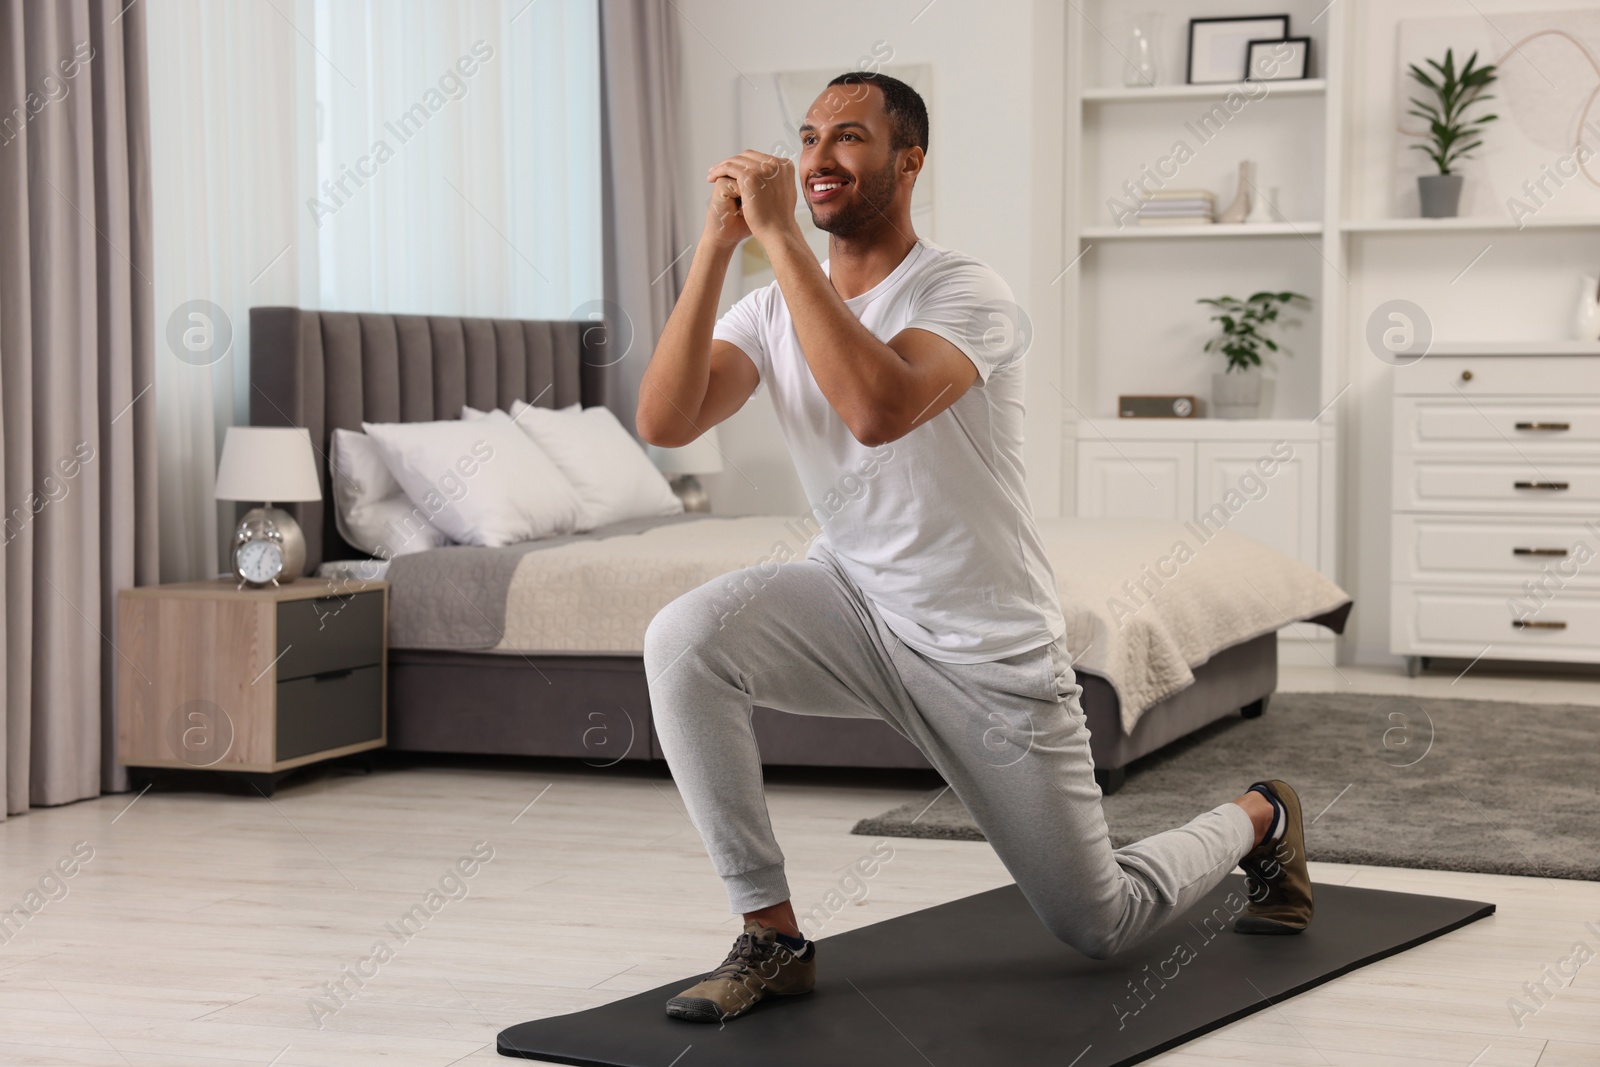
825, 71, 928, 155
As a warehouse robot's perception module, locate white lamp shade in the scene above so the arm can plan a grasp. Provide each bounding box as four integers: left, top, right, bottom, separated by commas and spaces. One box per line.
646, 427, 725, 476
214, 426, 323, 503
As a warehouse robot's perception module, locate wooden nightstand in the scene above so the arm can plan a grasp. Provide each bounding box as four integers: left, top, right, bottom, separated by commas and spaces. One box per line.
117, 578, 388, 794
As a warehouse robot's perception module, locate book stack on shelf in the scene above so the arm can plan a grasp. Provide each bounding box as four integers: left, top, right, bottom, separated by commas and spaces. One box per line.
1137, 190, 1215, 226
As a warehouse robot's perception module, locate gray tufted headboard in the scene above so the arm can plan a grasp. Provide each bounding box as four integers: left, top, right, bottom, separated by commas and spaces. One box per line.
248, 307, 610, 570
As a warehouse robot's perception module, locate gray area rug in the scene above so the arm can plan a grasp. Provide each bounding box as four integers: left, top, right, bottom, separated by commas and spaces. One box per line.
852, 692, 1600, 881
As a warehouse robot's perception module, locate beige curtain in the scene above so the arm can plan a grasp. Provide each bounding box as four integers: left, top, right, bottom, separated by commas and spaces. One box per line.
0, 0, 157, 814
599, 0, 688, 438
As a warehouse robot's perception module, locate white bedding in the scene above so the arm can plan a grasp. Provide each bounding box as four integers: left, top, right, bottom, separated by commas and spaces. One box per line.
1039, 518, 1348, 730
491, 515, 1349, 731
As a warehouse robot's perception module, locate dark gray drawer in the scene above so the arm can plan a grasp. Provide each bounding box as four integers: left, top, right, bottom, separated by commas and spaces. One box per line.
276, 591, 384, 682
276, 665, 384, 761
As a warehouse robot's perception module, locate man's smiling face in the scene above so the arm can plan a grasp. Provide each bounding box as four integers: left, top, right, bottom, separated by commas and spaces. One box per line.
797, 84, 914, 238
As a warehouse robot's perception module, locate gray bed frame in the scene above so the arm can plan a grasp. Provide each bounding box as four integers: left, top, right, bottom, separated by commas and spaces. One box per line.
250, 306, 1348, 794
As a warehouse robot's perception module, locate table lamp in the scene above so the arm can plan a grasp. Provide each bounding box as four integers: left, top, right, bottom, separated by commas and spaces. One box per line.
647, 427, 724, 513
214, 426, 323, 584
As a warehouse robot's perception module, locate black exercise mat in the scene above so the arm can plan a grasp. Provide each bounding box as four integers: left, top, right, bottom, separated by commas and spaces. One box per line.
499, 876, 1492, 1066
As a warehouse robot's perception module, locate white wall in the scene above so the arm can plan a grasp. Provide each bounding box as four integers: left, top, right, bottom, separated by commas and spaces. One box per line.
674, 0, 1066, 518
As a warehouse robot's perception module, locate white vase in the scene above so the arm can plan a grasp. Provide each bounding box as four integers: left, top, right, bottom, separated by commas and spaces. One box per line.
1576, 275, 1600, 341
1217, 161, 1251, 224
1212, 368, 1262, 419
1122, 13, 1162, 88
1246, 183, 1277, 224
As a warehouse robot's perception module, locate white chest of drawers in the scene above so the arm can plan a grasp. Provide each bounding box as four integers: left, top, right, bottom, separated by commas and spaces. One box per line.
1390, 353, 1600, 672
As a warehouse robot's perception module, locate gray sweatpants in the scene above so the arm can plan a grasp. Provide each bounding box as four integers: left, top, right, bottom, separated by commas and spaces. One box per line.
643, 538, 1257, 960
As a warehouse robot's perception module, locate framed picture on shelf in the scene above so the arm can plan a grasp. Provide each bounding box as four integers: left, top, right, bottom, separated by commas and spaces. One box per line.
1186, 15, 1290, 84
1247, 37, 1311, 81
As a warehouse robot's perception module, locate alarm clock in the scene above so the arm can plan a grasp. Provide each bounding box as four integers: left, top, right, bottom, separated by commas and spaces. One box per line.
1118, 394, 1198, 418
230, 507, 305, 588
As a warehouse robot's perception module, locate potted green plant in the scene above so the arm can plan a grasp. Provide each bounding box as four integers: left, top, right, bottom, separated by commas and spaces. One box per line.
1198, 290, 1310, 418
1406, 47, 1498, 218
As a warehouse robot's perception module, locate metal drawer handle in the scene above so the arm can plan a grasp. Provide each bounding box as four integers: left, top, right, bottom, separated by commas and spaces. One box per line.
1513, 547, 1569, 557
1514, 481, 1570, 490
1514, 422, 1571, 431
1512, 619, 1568, 630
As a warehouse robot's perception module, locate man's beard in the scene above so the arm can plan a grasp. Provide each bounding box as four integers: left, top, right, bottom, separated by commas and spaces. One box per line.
809, 156, 898, 237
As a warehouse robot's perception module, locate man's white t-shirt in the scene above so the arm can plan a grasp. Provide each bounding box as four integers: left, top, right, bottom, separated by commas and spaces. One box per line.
712, 238, 1066, 665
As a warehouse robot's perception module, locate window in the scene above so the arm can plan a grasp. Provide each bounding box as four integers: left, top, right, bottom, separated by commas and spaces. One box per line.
309, 0, 602, 318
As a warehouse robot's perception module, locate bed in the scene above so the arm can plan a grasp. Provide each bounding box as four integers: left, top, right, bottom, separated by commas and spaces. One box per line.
249, 306, 1352, 793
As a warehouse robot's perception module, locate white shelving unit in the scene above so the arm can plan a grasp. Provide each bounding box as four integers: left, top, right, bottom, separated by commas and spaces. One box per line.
1063, 2, 1346, 607
1080, 221, 1323, 240
1343, 216, 1600, 233
1081, 79, 1327, 103
1061, 3, 1600, 668
1062, 2, 1600, 668
1076, 418, 1330, 441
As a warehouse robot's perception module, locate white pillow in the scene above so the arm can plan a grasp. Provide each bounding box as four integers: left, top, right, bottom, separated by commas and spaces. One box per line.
461, 404, 497, 422
329, 429, 450, 557
461, 402, 579, 419
505, 400, 684, 530
361, 410, 582, 547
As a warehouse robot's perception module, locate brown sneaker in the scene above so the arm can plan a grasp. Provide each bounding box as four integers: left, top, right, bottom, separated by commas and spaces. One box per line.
1235, 779, 1314, 935
665, 921, 816, 1023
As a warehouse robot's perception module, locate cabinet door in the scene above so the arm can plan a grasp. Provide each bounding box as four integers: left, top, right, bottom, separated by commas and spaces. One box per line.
1196, 442, 1318, 567
1076, 441, 1193, 521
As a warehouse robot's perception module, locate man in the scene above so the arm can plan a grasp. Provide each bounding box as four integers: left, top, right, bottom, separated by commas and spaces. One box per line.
635, 71, 1311, 1025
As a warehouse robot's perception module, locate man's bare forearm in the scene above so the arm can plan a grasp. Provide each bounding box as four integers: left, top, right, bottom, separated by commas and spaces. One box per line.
637, 234, 737, 446
763, 229, 909, 443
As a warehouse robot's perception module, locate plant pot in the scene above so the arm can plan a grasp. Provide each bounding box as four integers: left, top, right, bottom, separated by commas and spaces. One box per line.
1212, 369, 1261, 419
1418, 174, 1464, 218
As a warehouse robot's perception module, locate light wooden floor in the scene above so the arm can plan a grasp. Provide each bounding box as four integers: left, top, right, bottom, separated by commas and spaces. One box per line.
1, 666, 1597, 1065
1280, 661, 1600, 708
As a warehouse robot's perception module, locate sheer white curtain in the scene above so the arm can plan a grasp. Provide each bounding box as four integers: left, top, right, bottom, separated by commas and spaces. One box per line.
146, 0, 317, 582
312, 0, 601, 318
147, 0, 602, 579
